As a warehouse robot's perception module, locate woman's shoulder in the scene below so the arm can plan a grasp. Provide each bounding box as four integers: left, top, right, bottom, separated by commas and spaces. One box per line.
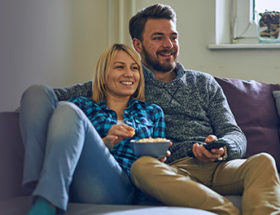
132, 99, 163, 113
68, 96, 97, 108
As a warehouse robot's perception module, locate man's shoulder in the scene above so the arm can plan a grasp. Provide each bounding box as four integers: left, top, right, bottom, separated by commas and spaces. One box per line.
184, 69, 213, 79
54, 81, 92, 101
180, 69, 215, 86
176, 63, 214, 81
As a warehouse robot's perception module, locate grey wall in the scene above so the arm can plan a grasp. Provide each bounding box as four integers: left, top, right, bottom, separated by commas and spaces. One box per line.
0, 0, 108, 111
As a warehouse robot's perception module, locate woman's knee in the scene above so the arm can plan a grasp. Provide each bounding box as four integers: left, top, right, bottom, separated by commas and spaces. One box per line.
46, 102, 87, 150
20, 84, 57, 111
19, 85, 58, 136
52, 102, 84, 124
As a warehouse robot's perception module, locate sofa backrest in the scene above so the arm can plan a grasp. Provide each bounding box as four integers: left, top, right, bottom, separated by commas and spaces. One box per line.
215, 77, 280, 171
0, 112, 26, 201
0, 79, 280, 201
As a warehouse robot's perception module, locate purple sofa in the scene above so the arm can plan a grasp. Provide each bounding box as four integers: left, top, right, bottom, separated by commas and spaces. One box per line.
0, 77, 280, 215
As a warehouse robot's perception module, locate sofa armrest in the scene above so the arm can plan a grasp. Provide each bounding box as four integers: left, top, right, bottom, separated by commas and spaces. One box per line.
0, 112, 26, 201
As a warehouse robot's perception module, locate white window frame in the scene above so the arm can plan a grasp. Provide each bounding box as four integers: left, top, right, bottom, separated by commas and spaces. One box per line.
232, 0, 258, 44
210, 0, 280, 49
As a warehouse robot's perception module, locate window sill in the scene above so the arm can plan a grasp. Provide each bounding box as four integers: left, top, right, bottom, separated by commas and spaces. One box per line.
208, 43, 280, 50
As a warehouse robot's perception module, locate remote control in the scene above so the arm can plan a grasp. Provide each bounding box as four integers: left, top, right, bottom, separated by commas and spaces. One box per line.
187, 140, 226, 157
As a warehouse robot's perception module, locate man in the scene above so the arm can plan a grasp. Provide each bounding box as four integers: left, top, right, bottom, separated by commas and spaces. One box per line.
20, 4, 280, 215
126, 4, 280, 215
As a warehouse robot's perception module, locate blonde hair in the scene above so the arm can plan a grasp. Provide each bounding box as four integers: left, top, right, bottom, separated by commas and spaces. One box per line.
92, 43, 145, 102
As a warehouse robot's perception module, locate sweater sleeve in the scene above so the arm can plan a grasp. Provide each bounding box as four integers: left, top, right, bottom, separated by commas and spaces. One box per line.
207, 77, 247, 160
54, 81, 92, 101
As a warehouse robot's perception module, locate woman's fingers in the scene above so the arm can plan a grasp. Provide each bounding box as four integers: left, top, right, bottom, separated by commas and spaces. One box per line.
108, 124, 135, 139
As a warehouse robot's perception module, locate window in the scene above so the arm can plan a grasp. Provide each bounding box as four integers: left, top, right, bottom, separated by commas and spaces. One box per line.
255, 0, 280, 13
232, 0, 280, 44
232, 0, 257, 44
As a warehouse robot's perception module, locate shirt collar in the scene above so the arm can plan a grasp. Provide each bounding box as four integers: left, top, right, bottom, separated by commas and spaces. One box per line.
97, 98, 143, 110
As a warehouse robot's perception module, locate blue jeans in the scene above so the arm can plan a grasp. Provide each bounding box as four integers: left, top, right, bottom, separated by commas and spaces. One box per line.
19, 85, 135, 211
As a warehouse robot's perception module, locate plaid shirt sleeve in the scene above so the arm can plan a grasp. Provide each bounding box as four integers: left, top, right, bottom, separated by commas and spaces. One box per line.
68, 96, 116, 138
150, 104, 166, 138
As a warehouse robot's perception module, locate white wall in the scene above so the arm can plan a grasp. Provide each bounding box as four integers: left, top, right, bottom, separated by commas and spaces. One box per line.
135, 0, 280, 84
1, 0, 279, 111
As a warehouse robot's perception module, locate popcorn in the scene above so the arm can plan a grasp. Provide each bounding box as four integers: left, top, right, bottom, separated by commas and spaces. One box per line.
129, 129, 135, 137
136, 137, 168, 143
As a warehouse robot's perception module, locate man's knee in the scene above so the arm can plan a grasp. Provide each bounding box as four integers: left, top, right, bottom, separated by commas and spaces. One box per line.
248, 152, 277, 173
250, 152, 275, 164
132, 156, 154, 173
131, 156, 160, 179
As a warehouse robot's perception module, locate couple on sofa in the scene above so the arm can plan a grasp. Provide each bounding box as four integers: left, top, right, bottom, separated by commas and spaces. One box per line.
20, 4, 280, 215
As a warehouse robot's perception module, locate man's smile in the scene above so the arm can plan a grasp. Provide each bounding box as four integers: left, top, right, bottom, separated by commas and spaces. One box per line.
157, 48, 176, 58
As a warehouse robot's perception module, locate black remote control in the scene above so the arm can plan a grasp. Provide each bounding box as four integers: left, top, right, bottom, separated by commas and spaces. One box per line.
187, 140, 226, 157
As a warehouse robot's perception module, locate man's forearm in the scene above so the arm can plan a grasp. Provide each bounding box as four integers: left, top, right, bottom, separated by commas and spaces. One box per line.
54, 81, 92, 101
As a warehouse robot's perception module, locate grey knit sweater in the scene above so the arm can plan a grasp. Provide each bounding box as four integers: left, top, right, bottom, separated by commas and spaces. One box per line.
54, 63, 247, 163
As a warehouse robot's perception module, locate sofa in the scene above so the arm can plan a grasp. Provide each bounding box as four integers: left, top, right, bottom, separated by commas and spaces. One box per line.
0, 77, 280, 215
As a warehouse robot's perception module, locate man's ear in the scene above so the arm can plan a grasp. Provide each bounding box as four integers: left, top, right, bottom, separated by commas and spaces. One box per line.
132, 38, 142, 54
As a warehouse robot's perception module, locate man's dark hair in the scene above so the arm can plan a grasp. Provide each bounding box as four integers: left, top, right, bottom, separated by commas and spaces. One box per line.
129, 4, 176, 41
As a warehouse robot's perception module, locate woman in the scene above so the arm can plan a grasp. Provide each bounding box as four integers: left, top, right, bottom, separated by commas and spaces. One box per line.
20, 44, 166, 215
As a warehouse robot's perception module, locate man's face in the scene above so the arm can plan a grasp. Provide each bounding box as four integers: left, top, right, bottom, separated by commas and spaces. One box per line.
136, 18, 179, 73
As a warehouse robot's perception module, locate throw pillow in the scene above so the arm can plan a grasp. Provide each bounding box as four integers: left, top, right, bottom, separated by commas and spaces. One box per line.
215, 77, 280, 171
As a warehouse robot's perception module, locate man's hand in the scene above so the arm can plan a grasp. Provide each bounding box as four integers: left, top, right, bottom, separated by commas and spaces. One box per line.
159, 141, 173, 162
192, 135, 225, 162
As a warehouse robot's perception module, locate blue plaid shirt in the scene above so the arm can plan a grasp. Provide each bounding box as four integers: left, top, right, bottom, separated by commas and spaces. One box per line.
68, 96, 165, 176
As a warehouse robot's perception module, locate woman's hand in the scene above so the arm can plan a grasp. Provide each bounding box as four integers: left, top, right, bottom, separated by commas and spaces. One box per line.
103, 124, 135, 149
159, 141, 173, 162
192, 135, 225, 162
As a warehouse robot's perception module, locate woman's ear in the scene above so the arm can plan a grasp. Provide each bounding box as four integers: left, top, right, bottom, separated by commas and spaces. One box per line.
132, 38, 142, 54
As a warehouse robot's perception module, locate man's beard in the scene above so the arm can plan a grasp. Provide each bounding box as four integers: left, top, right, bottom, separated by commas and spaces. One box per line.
142, 46, 176, 73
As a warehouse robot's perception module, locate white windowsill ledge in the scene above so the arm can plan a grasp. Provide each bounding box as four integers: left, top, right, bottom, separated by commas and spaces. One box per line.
208, 43, 280, 50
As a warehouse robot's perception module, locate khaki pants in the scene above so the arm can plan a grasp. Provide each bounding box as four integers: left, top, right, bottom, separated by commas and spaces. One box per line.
130, 153, 280, 215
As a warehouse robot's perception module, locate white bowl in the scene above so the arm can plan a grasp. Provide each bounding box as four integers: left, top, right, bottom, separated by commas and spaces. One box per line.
131, 138, 170, 158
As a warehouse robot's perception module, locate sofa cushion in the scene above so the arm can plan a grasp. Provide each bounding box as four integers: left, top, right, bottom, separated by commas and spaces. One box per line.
215, 77, 280, 171
0, 196, 217, 215
0, 112, 26, 201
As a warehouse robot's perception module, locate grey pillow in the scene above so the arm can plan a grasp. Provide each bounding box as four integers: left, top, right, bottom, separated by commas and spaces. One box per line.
273, 91, 280, 117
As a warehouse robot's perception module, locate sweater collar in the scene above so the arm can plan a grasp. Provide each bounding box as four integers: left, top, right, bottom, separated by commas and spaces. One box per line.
142, 62, 185, 82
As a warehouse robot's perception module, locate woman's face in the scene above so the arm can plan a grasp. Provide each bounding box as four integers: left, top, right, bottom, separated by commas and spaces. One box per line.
105, 50, 140, 99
